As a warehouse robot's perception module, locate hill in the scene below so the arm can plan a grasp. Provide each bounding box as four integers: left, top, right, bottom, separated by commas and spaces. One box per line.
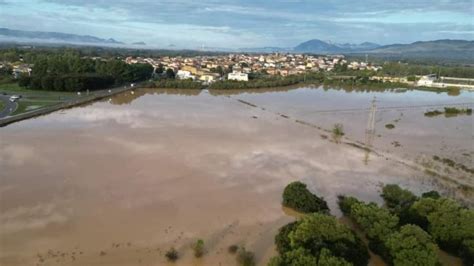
0, 28, 123, 45
293, 39, 381, 53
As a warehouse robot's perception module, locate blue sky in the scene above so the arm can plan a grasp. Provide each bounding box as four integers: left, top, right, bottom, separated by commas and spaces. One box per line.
1, 0, 473, 49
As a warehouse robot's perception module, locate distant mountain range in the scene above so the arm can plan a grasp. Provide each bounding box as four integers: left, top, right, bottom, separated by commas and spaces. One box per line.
0, 28, 472, 61
368, 39, 474, 54
246, 39, 474, 61
293, 39, 381, 53
0, 28, 124, 45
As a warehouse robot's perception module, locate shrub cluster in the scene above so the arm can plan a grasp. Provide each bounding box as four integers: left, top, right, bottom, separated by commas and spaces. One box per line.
339, 184, 474, 265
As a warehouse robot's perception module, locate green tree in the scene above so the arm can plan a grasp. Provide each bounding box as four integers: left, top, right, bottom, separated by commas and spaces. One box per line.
275, 222, 298, 254
156, 63, 164, 74
317, 249, 352, 266
381, 184, 418, 224
282, 181, 329, 213
337, 195, 361, 215
349, 201, 399, 257
288, 213, 369, 266
385, 225, 439, 266
165, 68, 175, 79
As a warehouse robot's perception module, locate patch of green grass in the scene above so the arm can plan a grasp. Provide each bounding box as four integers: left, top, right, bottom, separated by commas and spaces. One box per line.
0, 82, 76, 116
0, 82, 75, 100
12, 100, 60, 115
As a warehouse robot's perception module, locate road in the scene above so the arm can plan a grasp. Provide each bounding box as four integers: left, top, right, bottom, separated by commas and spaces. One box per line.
0, 95, 18, 118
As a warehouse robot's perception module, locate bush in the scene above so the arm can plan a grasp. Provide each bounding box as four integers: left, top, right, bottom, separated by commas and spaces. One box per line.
228, 244, 239, 254
384, 225, 439, 266
192, 239, 205, 258
236, 247, 255, 266
332, 123, 344, 137
165, 247, 179, 262
385, 123, 395, 129
282, 181, 329, 213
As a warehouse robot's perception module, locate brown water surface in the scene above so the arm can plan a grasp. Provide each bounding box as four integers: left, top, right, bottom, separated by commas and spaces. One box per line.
0, 87, 471, 265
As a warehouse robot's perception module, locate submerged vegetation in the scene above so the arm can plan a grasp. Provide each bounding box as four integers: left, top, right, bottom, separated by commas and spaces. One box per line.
425, 107, 472, 117
332, 123, 345, 137
192, 239, 205, 258
236, 247, 256, 266
272, 181, 473, 266
432, 155, 474, 174
385, 123, 395, 129
165, 247, 179, 262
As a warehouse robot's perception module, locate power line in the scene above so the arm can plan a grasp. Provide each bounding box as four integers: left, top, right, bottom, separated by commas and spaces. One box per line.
301, 102, 473, 115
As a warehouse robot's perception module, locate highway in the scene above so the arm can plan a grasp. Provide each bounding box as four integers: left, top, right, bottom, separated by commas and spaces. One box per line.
0, 95, 18, 118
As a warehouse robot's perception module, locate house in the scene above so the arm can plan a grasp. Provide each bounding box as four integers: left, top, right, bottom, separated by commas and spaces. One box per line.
181, 65, 198, 75
176, 70, 195, 80
228, 71, 248, 81
199, 73, 220, 83
417, 74, 437, 86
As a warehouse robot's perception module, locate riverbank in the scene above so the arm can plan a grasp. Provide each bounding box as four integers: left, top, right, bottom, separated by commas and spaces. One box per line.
0, 84, 138, 127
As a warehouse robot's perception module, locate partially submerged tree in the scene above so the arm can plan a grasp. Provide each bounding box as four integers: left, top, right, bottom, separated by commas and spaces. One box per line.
385, 225, 439, 266
272, 213, 369, 266
282, 181, 329, 213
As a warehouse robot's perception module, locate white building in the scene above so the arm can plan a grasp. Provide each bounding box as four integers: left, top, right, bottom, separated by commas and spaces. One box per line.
417, 74, 437, 86
199, 74, 217, 83
228, 71, 248, 81
176, 70, 195, 80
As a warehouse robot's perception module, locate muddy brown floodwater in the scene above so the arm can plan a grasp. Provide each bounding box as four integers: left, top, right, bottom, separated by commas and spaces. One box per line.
0, 87, 472, 266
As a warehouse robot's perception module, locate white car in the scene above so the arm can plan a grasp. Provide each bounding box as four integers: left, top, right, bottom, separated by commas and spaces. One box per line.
9, 95, 21, 102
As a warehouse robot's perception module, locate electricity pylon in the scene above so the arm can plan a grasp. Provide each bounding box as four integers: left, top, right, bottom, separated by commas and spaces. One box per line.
364, 96, 377, 164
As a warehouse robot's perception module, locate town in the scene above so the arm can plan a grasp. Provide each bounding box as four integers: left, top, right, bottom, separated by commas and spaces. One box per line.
3, 52, 473, 91
125, 53, 381, 83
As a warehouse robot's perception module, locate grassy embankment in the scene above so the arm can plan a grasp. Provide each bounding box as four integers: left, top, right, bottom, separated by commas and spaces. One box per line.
0, 83, 76, 115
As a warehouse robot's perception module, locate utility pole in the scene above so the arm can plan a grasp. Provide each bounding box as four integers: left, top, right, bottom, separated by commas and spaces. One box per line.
364, 96, 377, 164
366, 96, 376, 135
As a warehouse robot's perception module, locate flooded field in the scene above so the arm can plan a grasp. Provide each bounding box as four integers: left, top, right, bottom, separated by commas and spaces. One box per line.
0, 87, 472, 265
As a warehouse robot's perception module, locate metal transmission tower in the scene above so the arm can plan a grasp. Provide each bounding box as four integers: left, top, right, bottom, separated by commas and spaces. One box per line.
364, 97, 377, 164
366, 96, 377, 136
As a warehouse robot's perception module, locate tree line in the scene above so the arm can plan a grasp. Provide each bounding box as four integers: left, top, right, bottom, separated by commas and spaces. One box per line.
270, 181, 473, 266
15, 52, 153, 91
